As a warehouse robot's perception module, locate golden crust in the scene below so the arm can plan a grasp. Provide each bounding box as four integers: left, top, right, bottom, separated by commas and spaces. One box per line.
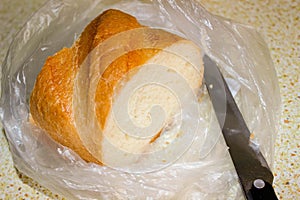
30, 9, 144, 164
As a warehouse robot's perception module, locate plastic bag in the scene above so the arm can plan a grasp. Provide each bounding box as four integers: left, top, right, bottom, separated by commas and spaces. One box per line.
0, 0, 280, 199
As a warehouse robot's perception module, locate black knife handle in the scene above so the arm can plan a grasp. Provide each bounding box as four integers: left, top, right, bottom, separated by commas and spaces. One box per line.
249, 179, 278, 200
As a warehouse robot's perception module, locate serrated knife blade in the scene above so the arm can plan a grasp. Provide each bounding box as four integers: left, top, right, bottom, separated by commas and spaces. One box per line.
203, 55, 278, 200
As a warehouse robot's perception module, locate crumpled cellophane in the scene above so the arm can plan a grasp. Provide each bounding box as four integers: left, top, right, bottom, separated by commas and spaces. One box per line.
0, 0, 280, 199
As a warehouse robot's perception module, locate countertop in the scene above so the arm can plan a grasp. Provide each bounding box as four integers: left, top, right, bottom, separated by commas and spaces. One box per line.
0, 0, 299, 199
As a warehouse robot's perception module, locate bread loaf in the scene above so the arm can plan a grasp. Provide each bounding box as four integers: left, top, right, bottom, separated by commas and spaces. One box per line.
30, 9, 204, 166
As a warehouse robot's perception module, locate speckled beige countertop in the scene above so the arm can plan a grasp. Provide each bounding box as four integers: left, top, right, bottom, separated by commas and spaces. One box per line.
0, 0, 299, 199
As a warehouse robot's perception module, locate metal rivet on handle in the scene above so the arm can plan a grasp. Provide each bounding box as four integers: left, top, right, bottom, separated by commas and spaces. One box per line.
253, 179, 266, 189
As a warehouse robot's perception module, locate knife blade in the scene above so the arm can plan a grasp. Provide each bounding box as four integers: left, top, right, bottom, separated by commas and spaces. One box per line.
203, 55, 278, 200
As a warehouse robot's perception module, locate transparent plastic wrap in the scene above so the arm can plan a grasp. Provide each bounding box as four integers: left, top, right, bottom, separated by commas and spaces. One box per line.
0, 0, 281, 199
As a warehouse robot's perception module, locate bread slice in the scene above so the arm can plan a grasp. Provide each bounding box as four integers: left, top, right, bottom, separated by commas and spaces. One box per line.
30, 9, 204, 166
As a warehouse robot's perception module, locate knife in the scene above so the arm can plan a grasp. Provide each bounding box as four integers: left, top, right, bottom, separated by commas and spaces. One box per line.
203, 55, 278, 200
